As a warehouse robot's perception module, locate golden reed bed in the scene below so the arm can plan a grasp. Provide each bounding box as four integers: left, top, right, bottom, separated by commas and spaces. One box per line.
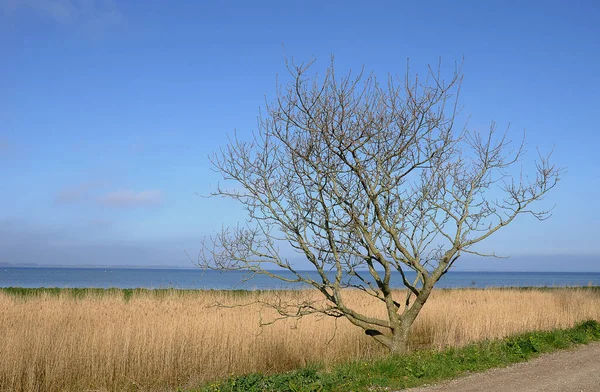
1, 288, 599, 391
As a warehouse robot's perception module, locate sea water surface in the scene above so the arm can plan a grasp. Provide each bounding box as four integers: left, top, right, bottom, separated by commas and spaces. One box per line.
1, 267, 599, 289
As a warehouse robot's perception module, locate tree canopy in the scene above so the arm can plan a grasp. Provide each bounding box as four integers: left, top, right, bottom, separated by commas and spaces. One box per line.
200, 58, 561, 353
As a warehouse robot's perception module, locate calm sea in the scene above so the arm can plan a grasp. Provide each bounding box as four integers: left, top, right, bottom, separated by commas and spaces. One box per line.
0, 267, 599, 289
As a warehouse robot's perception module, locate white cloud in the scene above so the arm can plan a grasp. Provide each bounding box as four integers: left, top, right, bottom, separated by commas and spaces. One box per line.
90, 218, 112, 228
1, 0, 124, 30
55, 181, 99, 204
0, 219, 190, 267
11, 0, 75, 22
55, 182, 162, 208
99, 190, 163, 207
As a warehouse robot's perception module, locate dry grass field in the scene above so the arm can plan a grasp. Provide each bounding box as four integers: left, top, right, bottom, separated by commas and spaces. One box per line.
1, 287, 599, 391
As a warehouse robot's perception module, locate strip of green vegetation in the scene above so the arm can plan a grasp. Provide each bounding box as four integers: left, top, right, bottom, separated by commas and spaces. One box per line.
189, 319, 600, 392
3, 286, 600, 298
1, 287, 170, 300
2, 286, 599, 304
0, 287, 276, 300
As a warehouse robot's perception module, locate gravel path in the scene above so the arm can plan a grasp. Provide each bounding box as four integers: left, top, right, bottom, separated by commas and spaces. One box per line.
402, 342, 600, 392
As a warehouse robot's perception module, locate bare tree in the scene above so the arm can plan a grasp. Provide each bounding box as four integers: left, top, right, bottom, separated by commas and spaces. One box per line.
200, 58, 561, 354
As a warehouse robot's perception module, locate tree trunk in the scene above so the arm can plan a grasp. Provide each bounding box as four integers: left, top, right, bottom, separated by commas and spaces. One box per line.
380, 325, 411, 355
388, 324, 412, 355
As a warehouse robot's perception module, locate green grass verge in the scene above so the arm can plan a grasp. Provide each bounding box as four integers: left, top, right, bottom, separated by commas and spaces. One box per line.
189, 319, 600, 392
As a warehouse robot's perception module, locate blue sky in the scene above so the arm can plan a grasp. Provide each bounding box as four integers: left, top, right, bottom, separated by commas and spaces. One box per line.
1, 0, 599, 270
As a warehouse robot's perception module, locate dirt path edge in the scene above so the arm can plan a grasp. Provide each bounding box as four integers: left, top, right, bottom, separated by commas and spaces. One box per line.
401, 342, 600, 392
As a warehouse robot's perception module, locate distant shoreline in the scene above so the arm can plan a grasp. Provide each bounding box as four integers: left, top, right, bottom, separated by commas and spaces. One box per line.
1, 265, 599, 273
0, 264, 198, 270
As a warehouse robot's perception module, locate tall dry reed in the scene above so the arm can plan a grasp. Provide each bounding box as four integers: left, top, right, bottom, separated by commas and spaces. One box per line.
1, 288, 599, 391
